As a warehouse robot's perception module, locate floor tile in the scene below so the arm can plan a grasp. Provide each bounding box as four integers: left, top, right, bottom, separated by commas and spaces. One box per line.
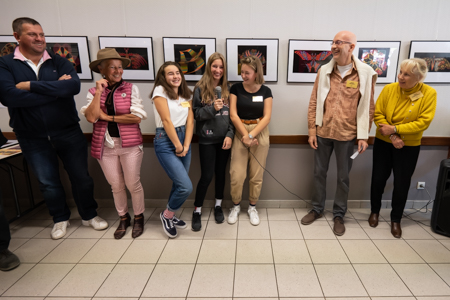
300, 220, 336, 240
315, 264, 367, 297
0, 297, 44, 300
340, 240, 387, 263
400, 219, 436, 239
141, 264, 194, 297
415, 297, 450, 300
13, 238, 62, 263
7, 238, 29, 252
373, 239, 425, 263
41, 238, 97, 263
275, 264, 322, 297
187, 264, 234, 297
67, 222, 109, 239
34, 219, 82, 239
430, 263, 450, 285
267, 208, 297, 220
271, 240, 311, 264
10, 219, 53, 238
118, 239, 167, 263
419, 223, 450, 240
79, 239, 132, 263
197, 240, 236, 263
294, 207, 311, 220
236, 240, 273, 263
138, 220, 169, 239
268, 220, 303, 239
158, 239, 202, 263
204, 220, 238, 239
97, 207, 120, 220
371, 298, 415, 300
49, 264, 114, 297
237, 220, 270, 239
0, 263, 35, 294
176, 220, 206, 240
306, 240, 349, 263
233, 264, 278, 297
353, 264, 412, 296
148, 207, 166, 221
392, 264, 450, 296
407, 240, 450, 263
441, 239, 450, 249
95, 264, 154, 297
4, 263, 74, 297
360, 221, 399, 239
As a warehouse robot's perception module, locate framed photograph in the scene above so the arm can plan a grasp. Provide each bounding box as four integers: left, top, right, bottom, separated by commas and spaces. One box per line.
227, 38, 279, 82
45, 36, 92, 80
163, 37, 216, 82
0, 36, 18, 58
99, 36, 155, 81
354, 41, 400, 83
409, 41, 450, 83
287, 40, 332, 83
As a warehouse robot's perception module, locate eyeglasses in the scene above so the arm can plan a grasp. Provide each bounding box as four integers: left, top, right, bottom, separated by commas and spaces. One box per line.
330, 40, 352, 46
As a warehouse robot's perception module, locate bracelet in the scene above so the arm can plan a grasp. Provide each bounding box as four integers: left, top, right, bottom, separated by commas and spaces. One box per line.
175, 146, 184, 154
389, 134, 397, 140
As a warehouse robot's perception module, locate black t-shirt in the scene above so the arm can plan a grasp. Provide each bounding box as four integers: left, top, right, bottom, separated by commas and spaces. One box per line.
230, 83, 272, 120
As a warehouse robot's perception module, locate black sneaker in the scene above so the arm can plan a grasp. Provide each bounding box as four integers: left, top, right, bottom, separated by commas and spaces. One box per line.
214, 206, 224, 223
160, 212, 177, 238
191, 212, 202, 231
173, 216, 187, 229
0, 249, 20, 271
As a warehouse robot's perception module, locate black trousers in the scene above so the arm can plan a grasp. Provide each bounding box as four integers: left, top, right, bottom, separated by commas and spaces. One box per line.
194, 143, 230, 207
370, 138, 420, 222
0, 190, 11, 251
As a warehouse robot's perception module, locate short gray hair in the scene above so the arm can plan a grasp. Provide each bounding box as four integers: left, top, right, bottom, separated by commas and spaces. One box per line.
400, 58, 428, 82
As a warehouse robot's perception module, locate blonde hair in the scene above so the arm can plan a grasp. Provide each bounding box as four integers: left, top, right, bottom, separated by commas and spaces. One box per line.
150, 61, 192, 101
400, 58, 428, 82
240, 55, 265, 84
194, 52, 229, 105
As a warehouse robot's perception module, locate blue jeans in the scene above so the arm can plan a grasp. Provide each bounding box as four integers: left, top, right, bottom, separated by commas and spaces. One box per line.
17, 126, 98, 223
154, 126, 192, 211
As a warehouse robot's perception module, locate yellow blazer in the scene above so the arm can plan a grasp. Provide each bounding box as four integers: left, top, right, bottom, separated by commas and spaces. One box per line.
374, 82, 437, 146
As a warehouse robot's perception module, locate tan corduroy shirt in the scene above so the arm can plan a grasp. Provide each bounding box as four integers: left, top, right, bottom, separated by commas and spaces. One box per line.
308, 62, 375, 141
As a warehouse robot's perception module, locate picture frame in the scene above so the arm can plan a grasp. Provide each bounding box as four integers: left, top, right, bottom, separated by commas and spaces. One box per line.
409, 41, 450, 83
354, 41, 400, 83
98, 36, 155, 81
0, 36, 18, 58
227, 38, 279, 82
45, 36, 92, 80
163, 37, 216, 82
287, 40, 332, 83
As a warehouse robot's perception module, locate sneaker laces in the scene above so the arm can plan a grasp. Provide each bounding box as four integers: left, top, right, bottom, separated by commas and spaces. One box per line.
55, 222, 65, 231
230, 206, 239, 213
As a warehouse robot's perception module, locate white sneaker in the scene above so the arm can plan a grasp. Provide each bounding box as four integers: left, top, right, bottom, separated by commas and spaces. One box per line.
227, 205, 240, 224
248, 206, 260, 226
51, 220, 70, 239
82, 216, 108, 230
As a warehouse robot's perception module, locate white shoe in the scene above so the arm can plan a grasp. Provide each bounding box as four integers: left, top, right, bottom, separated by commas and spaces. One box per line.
227, 205, 240, 224
248, 206, 260, 226
51, 221, 70, 239
82, 216, 108, 230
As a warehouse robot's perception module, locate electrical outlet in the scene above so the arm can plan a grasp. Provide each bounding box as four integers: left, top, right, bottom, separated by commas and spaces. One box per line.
417, 182, 425, 189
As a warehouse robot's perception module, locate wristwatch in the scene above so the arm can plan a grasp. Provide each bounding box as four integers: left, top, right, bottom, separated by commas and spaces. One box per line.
248, 134, 254, 139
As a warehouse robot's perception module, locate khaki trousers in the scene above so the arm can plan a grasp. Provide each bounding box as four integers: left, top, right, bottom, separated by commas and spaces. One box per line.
230, 123, 270, 204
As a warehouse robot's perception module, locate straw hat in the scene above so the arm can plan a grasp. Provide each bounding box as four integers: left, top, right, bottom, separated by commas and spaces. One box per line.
89, 48, 131, 73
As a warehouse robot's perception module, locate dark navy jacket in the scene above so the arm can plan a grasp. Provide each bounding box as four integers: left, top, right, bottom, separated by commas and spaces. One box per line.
0, 50, 81, 138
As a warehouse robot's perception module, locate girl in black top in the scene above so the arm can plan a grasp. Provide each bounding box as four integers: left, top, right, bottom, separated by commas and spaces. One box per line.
192, 52, 234, 231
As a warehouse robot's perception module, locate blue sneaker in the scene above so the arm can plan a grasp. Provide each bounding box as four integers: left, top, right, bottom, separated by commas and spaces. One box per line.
173, 216, 187, 229
160, 212, 177, 238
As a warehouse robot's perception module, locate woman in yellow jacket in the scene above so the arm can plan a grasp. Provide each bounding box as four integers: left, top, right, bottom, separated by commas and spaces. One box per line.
369, 58, 437, 238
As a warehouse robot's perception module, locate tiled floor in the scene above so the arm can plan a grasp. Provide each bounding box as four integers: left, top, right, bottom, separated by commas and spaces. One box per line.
1, 205, 450, 299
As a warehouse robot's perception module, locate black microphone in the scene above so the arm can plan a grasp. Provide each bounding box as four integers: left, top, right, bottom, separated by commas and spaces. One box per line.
214, 86, 222, 114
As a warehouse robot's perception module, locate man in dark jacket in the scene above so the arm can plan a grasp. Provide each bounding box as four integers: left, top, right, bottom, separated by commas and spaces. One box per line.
0, 17, 108, 240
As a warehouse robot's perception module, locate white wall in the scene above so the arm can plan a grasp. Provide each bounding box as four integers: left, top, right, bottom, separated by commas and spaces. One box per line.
1, 0, 450, 136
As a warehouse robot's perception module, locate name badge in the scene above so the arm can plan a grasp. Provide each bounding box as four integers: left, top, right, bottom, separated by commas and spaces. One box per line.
180, 101, 190, 108
252, 96, 263, 102
346, 80, 358, 88
409, 91, 423, 101
121, 93, 127, 97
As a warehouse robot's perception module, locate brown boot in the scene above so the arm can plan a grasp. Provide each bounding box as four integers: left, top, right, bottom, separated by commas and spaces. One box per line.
301, 210, 323, 225
114, 213, 131, 239
368, 213, 379, 227
391, 222, 402, 238
333, 216, 345, 236
132, 213, 144, 238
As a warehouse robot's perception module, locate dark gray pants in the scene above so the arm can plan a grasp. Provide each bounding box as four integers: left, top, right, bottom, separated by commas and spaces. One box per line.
0, 190, 10, 251
311, 136, 355, 218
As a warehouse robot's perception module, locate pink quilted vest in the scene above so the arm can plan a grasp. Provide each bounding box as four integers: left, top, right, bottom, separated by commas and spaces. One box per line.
89, 81, 143, 159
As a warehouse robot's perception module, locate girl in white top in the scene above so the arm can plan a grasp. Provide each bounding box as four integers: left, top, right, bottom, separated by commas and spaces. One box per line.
150, 61, 193, 238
